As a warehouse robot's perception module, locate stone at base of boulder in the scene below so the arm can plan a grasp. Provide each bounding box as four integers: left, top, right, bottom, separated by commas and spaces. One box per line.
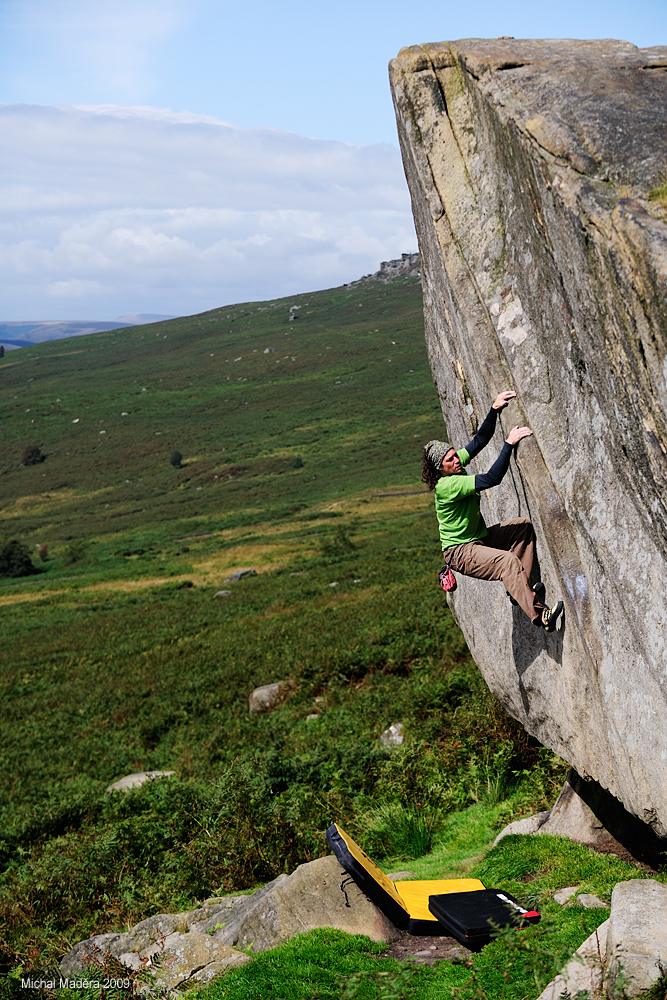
494, 811, 550, 845
494, 771, 667, 867
538, 778, 617, 847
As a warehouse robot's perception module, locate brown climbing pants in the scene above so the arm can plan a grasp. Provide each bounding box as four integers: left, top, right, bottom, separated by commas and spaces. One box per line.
444, 518, 546, 624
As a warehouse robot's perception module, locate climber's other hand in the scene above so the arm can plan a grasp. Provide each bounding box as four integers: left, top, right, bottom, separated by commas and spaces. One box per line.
492, 391, 517, 410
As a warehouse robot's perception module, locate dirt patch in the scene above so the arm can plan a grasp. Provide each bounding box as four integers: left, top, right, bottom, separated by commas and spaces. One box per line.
379, 933, 470, 965
584, 841, 660, 874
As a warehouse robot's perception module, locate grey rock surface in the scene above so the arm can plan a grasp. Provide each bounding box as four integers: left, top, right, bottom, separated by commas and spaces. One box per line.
380, 723, 404, 747
151, 932, 249, 990
553, 886, 579, 906
60, 902, 242, 976
390, 38, 667, 834
605, 879, 667, 997
193, 855, 402, 951
494, 810, 550, 844
577, 893, 608, 909
538, 778, 617, 847
248, 681, 289, 714
537, 919, 608, 1000
106, 771, 175, 793
214, 590, 231, 597
223, 568, 257, 582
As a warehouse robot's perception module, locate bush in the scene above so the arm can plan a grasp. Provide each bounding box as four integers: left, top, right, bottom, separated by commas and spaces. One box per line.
320, 523, 357, 559
169, 450, 183, 468
21, 446, 44, 467
63, 540, 89, 565
292, 456, 303, 469
0, 539, 36, 578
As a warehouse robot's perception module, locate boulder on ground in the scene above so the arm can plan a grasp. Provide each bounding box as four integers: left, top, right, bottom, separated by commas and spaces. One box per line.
60, 901, 243, 976
61, 855, 401, 983
390, 36, 667, 835
605, 879, 667, 998
223, 568, 257, 582
106, 771, 175, 793
249, 681, 289, 714
190, 854, 402, 952
214, 590, 231, 597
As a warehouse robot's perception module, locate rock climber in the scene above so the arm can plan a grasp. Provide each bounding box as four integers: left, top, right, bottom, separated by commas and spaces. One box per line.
422, 390, 564, 631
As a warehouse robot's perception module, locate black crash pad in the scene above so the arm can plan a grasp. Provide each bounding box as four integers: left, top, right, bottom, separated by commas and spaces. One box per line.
428, 888, 540, 947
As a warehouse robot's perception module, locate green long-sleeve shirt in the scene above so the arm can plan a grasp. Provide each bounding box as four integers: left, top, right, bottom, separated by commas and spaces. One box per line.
434, 447, 488, 552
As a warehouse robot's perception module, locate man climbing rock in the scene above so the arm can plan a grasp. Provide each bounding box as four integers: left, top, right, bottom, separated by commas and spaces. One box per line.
422, 391, 564, 631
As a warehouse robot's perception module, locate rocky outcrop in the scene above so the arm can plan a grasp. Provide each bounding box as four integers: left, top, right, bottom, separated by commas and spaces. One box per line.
61, 855, 401, 984
390, 38, 667, 836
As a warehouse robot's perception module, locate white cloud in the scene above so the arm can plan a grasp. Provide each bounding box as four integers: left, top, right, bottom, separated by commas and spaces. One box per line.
0, 103, 415, 319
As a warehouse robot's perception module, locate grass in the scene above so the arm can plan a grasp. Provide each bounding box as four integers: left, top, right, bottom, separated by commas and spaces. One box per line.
0, 273, 436, 562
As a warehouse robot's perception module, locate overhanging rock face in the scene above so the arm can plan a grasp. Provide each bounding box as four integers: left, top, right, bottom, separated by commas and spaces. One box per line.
389, 39, 667, 835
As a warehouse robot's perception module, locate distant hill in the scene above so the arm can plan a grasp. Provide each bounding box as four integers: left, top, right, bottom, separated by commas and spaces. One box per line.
0, 315, 175, 350
0, 255, 420, 351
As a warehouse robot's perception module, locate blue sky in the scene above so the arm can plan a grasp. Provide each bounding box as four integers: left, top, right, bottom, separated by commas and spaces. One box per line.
2, 0, 666, 144
1, 0, 665, 320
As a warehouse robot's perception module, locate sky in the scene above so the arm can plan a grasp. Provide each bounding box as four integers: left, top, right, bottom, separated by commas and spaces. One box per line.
1, 0, 666, 321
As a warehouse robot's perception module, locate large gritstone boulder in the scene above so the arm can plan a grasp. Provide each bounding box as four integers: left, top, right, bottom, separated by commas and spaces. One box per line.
389, 39, 667, 836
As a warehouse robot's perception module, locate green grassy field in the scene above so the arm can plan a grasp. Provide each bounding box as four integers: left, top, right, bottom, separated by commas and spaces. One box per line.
0, 273, 437, 564
0, 272, 658, 997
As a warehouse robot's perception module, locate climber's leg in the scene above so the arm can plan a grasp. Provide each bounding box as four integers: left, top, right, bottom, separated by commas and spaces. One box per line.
447, 534, 545, 623
484, 518, 537, 582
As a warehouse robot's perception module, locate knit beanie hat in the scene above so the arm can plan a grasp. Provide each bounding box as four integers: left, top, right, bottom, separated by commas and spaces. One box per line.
425, 439, 452, 469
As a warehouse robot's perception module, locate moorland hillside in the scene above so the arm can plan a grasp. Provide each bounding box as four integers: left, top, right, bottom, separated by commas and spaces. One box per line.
1, 270, 569, 970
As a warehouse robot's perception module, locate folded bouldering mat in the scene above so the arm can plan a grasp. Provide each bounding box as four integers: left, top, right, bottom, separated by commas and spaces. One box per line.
428, 889, 540, 947
325, 822, 485, 934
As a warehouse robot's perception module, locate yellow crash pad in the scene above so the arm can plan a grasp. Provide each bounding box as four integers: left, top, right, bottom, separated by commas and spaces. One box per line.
325, 822, 485, 934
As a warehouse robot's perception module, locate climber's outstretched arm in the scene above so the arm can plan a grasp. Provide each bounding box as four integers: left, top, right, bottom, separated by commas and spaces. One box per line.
463, 390, 517, 459
474, 425, 532, 490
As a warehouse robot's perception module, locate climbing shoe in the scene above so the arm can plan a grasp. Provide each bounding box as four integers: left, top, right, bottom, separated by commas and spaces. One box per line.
532, 581, 545, 602
542, 601, 564, 632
